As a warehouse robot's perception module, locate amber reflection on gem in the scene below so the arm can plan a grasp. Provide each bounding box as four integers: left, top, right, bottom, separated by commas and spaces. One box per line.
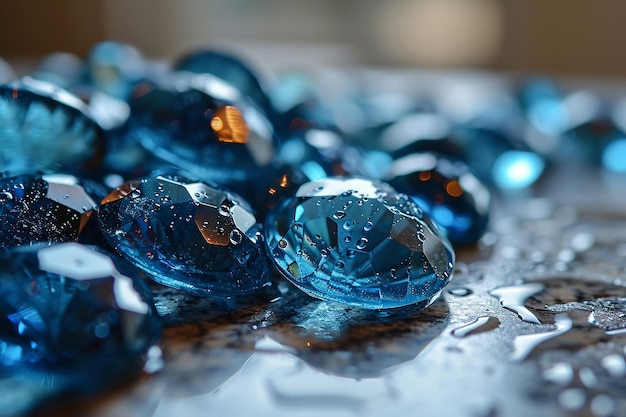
445, 180, 463, 197
419, 171, 432, 181
210, 105, 250, 144
101, 180, 141, 205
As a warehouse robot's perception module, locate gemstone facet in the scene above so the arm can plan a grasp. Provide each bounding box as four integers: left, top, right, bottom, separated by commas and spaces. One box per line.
265, 177, 455, 309
0, 243, 160, 390
387, 153, 490, 245
98, 173, 271, 296
0, 173, 97, 248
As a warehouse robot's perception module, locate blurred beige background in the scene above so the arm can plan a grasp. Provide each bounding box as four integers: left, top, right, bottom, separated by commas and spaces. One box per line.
2, 0, 626, 77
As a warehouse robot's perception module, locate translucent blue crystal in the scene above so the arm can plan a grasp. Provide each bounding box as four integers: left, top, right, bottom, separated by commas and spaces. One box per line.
88, 41, 146, 99
98, 172, 272, 296
0, 77, 104, 173
175, 49, 273, 116
386, 153, 490, 245
0, 173, 97, 247
265, 177, 455, 309
0, 243, 160, 390
126, 72, 278, 188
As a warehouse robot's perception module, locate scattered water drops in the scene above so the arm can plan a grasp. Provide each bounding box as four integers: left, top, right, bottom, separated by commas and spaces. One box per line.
363, 221, 373, 231
355, 238, 369, 250
451, 316, 500, 338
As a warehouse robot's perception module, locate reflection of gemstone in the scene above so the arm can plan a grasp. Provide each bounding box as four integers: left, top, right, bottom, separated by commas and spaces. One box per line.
0, 243, 160, 390
98, 172, 271, 296
0, 173, 97, 248
265, 177, 455, 309
0, 77, 103, 173
387, 153, 490, 245
127, 72, 278, 187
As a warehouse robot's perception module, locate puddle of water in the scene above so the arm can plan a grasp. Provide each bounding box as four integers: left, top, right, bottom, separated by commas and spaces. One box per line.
489, 283, 545, 324
451, 317, 500, 338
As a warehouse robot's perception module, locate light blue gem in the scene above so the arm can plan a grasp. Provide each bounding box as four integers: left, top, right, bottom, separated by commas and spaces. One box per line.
602, 138, 626, 173
492, 151, 545, 189
265, 177, 455, 310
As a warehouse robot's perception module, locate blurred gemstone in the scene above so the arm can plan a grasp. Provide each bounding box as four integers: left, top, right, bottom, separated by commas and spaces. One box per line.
0, 77, 104, 174
492, 150, 545, 190
175, 49, 273, 116
0, 173, 97, 247
563, 118, 620, 165
0, 243, 160, 391
88, 41, 147, 99
602, 138, 626, 173
98, 172, 271, 296
126, 72, 278, 188
387, 153, 490, 245
32, 52, 85, 90
265, 177, 455, 309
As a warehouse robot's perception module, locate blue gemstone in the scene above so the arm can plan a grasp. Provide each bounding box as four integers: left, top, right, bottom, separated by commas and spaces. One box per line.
564, 118, 620, 165
0, 173, 97, 248
126, 72, 278, 187
98, 172, 272, 296
386, 153, 490, 245
518, 77, 568, 136
0, 77, 104, 174
32, 53, 86, 90
88, 41, 147, 100
175, 49, 273, 116
0, 243, 160, 390
602, 137, 626, 173
265, 177, 455, 310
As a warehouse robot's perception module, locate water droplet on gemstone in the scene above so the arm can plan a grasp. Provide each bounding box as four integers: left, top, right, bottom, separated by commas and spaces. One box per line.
343, 219, 355, 230
363, 221, 374, 231
230, 229, 243, 245
218, 204, 230, 216
279, 239, 287, 249
356, 237, 368, 250
344, 236, 352, 243
333, 210, 346, 220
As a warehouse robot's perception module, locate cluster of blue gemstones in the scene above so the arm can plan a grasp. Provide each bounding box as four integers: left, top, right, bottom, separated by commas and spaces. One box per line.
1, 40, 621, 406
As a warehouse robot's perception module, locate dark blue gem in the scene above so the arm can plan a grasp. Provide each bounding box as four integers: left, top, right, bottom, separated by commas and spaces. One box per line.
0, 77, 104, 174
98, 172, 272, 296
126, 72, 279, 187
175, 49, 273, 116
0, 173, 97, 248
387, 153, 490, 245
0, 243, 160, 391
265, 177, 455, 310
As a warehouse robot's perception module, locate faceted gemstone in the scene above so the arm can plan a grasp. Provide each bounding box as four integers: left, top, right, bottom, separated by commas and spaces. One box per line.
126, 72, 278, 188
175, 49, 273, 117
88, 41, 146, 99
0, 77, 104, 174
265, 177, 455, 310
98, 172, 271, 296
386, 153, 490, 245
0, 243, 160, 390
0, 173, 97, 248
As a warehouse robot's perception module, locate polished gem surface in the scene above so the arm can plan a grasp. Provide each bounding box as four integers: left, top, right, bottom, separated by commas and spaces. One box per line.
0, 77, 103, 173
0, 243, 160, 386
0, 173, 97, 247
265, 177, 455, 309
127, 72, 278, 187
98, 173, 271, 296
387, 153, 490, 245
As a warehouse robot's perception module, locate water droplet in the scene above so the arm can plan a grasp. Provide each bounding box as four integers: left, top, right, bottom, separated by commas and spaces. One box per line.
601, 354, 626, 377
591, 394, 615, 417
333, 210, 346, 220
558, 388, 585, 411
343, 219, 355, 230
315, 234, 321, 240
490, 282, 545, 324
146, 252, 155, 260
130, 190, 141, 199
346, 250, 355, 259
356, 238, 368, 250
278, 239, 287, 249
344, 236, 352, 243
542, 363, 574, 385
448, 287, 472, 297
335, 260, 345, 269
320, 248, 329, 257
0, 191, 12, 202
218, 204, 230, 216
511, 314, 572, 361
229, 229, 243, 245
451, 316, 500, 338
363, 221, 373, 231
